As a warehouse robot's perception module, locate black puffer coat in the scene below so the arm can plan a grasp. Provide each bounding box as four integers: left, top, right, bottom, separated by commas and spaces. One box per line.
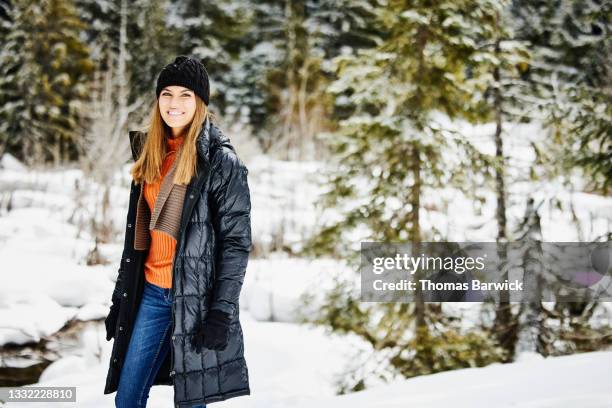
103, 119, 252, 407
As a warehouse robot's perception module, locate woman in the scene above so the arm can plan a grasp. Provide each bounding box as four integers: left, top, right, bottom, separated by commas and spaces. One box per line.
102, 55, 252, 408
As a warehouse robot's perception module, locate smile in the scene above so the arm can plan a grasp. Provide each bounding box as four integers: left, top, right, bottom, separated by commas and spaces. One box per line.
168, 111, 184, 116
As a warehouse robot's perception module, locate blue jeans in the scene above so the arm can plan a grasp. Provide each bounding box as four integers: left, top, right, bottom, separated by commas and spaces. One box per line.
115, 280, 206, 408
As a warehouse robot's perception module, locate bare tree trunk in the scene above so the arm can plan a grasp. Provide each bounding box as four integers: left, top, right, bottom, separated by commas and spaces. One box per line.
410, 145, 425, 329
53, 132, 60, 167
491, 37, 518, 362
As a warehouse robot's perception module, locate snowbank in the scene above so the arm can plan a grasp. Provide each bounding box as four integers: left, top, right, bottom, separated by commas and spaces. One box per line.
291, 350, 612, 408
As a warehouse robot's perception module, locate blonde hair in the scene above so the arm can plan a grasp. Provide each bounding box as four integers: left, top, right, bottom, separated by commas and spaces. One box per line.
130, 96, 210, 185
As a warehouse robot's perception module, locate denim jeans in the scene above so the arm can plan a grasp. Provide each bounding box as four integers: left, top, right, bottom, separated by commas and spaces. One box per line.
115, 280, 206, 408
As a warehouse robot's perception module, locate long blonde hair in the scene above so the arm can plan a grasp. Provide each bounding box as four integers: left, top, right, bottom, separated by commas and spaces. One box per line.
130, 96, 210, 186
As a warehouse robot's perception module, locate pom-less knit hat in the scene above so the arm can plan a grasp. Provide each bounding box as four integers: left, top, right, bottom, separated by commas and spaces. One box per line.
155, 55, 210, 105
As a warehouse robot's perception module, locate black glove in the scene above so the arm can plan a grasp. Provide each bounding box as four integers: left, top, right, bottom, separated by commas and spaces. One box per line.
192, 310, 232, 352
105, 305, 119, 341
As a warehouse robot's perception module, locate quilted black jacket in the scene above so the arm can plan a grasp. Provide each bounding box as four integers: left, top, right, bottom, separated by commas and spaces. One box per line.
103, 119, 252, 407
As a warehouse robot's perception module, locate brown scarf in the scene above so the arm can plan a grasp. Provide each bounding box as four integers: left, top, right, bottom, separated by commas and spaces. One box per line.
133, 152, 187, 250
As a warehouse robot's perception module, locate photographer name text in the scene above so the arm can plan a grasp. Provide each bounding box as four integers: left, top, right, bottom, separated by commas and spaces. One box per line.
372, 279, 523, 291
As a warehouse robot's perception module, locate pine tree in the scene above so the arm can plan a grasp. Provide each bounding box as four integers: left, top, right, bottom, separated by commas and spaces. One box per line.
0, 0, 10, 38
225, 0, 385, 159
168, 0, 251, 115
511, 0, 611, 194
563, 1, 611, 195
73, 0, 120, 64
464, 2, 532, 362
471, 0, 612, 360
225, 0, 320, 158
302, 0, 509, 388
127, 0, 181, 106
0, 0, 13, 158
75, 0, 180, 120
222, 1, 285, 142
511, 196, 612, 356
305, 0, 384, 60
0, 0, 94, 165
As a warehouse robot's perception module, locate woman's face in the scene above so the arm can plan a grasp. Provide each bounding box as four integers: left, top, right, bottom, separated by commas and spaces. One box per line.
158, 85, 197, 136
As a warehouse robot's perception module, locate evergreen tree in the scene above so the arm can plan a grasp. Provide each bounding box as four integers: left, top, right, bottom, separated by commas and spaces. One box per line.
268, 0, 328, 160
0, 0, 94, 165
466, 2, 532, 362
168, 0, 251, 115
73, 0, 120, 64
127, 0, 181, 106
476, 0, 610, 359
563, 1, 611, 195
223, 0, 316, 157
226, 0, 384, 158
511, 0, 611, 194
223, 1, 286, 144
305, 0, 384, 60
302, 0, 508, 388
0, 0, 11, 38
75, 0, 180, 120
511, 196, 612, 356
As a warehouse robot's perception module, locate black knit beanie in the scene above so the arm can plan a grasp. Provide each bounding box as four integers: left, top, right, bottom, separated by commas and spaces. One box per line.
155, 55, 210, 105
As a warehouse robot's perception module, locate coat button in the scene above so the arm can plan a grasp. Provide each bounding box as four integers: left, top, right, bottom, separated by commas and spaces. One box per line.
127, 223, 132, 228
189, 194, 194, 199
170, 370, 175, 377
123, 292, 128, 298
113, 358, 117, 363
172, 335, 176, 341
119, 326, 123, 331
126, 258, 130, 263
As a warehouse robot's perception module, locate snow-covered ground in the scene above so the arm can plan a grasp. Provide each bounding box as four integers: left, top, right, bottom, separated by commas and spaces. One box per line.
0, 156, 349, 346
290, 350, 612, 408
1, 119, 611, 406
0, 203, 348, 345
5, 320, 612, 407
4, 311, 361, 407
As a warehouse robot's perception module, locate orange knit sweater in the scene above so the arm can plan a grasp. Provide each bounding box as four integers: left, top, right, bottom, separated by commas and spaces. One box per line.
144, 135, 185, 288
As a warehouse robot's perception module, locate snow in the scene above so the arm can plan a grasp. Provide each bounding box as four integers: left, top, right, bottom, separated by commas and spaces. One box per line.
0, 153, 27, 171
0, 206, 117, 345
290, 350, 612, 408
0, 156, 345, 346
243, 255, 352, 322
248, 155, 328, 254
0, 294, 74, 345
3, 313, 358, 408
5, 319, 612, 407
0, 115, 610, 406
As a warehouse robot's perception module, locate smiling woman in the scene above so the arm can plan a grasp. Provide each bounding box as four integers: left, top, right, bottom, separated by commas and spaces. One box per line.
158, 87, 197, 138
129, 63, 211, 187
104, 55, 252, 408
